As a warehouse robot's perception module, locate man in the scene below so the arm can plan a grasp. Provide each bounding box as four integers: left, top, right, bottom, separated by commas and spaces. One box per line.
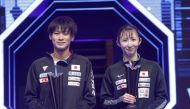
100, 25, 168, 109
24, 16, 96, 109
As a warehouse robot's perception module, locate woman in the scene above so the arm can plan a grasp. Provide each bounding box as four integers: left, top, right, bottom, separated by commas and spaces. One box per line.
100, 25, 168, 109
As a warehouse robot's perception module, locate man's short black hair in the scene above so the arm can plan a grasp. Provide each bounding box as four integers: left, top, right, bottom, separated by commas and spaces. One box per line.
48, 16, 77, 37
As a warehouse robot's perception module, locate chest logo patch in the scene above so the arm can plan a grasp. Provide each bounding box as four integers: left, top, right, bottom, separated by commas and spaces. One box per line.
39, 78, 48, 83
138, 88, 149, 98
115, 79, 126, 85
117, 84, 127, 90
139, 71, 149, 77
116, 74, 124, 78
68, 71, 81, 77
42, 66, 48, 71
71, 64, 80, 71
68, 81, 80, 86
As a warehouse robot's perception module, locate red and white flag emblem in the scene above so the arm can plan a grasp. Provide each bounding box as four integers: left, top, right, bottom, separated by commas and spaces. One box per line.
140, 71, 149, 77
39, 78, 48, 83
71, 64, 80, 71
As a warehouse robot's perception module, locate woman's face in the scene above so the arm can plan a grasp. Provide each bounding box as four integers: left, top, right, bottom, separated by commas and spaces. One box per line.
118, 30, 141, 57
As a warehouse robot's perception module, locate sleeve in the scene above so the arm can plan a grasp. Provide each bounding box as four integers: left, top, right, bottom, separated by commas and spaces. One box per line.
145, 63, 168, 109
76, 61, 96, 109
100, 67, 122, 109
24, 62, 45, 109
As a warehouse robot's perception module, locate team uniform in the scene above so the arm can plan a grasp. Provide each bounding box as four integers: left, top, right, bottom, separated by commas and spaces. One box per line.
101, 58, 168, 109
24, 53, 96, 109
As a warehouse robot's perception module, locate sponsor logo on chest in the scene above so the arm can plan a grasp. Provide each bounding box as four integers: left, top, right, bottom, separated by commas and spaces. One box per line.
71, 64, 80, 71
139, 71, 149, 77
138, 71, 150, 98
138, 88, 149, 98
39, 72, 52, 83
39, 65, 50, 83
68, 64, 81, 86
115, 71, 151, 98
115, 76, 127, 91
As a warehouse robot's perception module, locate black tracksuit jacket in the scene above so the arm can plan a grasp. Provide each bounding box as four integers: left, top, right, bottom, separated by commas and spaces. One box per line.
100, 58, 168, 109
24, 53, 96, 109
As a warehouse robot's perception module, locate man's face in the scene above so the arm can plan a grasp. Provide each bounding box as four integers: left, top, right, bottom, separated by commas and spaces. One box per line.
118, 30, 141, 57
49, 28, 74, 51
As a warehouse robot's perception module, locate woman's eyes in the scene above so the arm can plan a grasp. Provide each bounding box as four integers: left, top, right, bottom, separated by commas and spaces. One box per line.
122, 39, 136, 41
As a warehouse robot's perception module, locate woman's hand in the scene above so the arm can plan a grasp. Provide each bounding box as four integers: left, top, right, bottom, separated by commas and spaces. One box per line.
119, 93, 136, 104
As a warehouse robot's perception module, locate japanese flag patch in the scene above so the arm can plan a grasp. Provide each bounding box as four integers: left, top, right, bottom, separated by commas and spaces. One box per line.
139, 71, 149, 77
71, 64, 80, 71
